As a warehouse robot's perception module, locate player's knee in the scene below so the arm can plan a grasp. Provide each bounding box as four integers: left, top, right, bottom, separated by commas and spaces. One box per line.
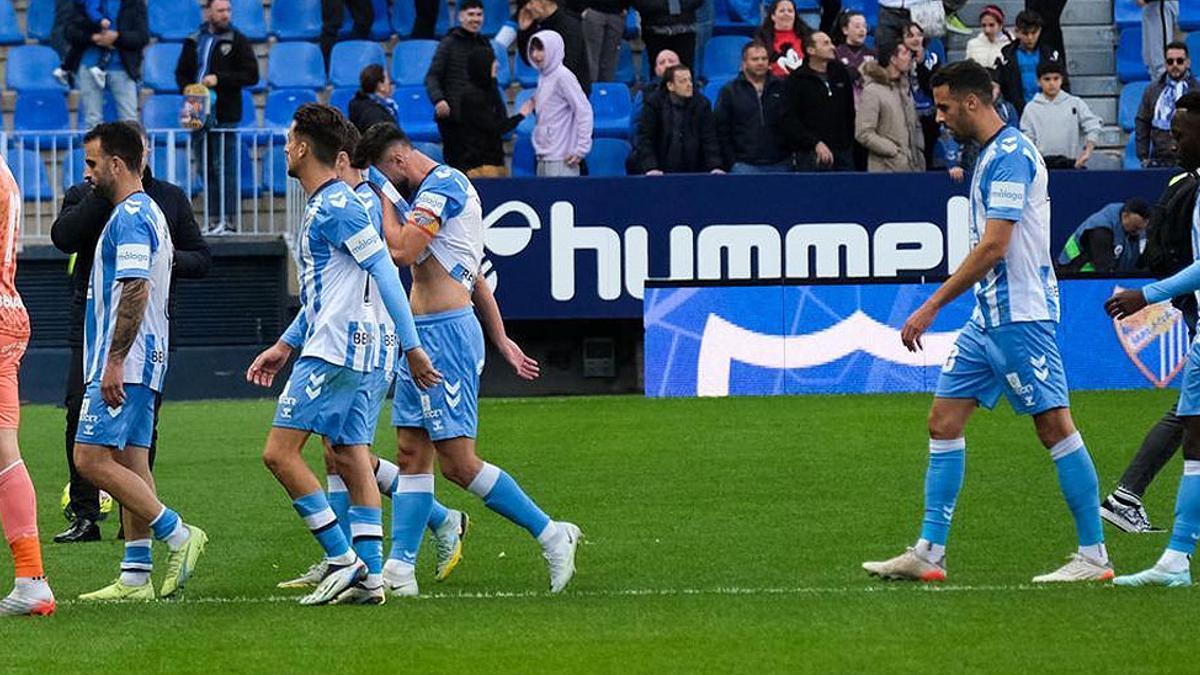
73, 446, 103, 479
927, 412, 962, 440
439, 462, 473, 488
262, 446, 287, 476
1034, 409, 1076, 449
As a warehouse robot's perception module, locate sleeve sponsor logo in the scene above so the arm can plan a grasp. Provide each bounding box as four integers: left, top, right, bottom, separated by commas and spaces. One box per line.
414, 191, 448, 217
988, 181, 1025, 210
115, 243, 151, 272
345, 226, 385, 263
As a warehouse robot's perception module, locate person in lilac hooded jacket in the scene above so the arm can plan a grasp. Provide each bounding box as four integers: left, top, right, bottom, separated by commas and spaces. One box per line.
528, 30, 594, 176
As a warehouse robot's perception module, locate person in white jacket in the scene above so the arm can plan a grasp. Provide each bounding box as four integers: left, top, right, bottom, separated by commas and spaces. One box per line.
1019, 60, 1103, 169
528, 30, 594, 177
965, 4, 1011, 68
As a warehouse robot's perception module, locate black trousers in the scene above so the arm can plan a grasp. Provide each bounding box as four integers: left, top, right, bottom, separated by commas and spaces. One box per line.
321, 0, 374, 68
1025, 0, 1067, 61
64, 346, 160, 521
413, 0, 440, 39
644, 32, 698, 71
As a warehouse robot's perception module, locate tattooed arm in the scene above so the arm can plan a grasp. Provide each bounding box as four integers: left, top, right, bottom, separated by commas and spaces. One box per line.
101, 279, 149, 407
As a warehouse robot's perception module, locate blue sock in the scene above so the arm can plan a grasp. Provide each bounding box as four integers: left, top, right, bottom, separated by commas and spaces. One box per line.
327, 474, 351, 541
149, 506, 189, 549
467, 462, 551, 539
920, 438, 965, 550
389, 474, 434, 569
1050, 433, 1105, 551
348, 505, 384, 580
1168, 461, 1200, 555
120, 538, 153, 586
293, 491, 352, 559
428, 499, 450, 530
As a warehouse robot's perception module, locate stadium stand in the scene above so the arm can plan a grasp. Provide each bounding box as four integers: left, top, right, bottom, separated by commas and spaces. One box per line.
1124, 136, 1140, 170
150, 0, 203, 41
513, 88, 537, 136
6, 45, 69, 92
1113, 0, 1140, 29
1189, 33, 1200, 63
702, 80, 725, 108
141, 94, 191, 142
0, 0, 24, 45
329, 40, 387, 89
267, 42, 326, 89
713, 0, 757, 36
615, 42, 637, 86
414, 141, 445, 163
1182, 3, 1200, 31
1118, 80, 1147, 133
74, 93, 120, 129
231, 0, 270, 42
494, 40, 513, 88
264, 88, 321, 133
391, 0, 451, 38
394, 85, 440, 141
270, 0, 323, 40
329, 87, 357, 115
1116, 29, 1147, 83
24, 0, 55, 42
143, 42, 185, 94
511, 134, 535, 176
590, 83, 633, 139
391, 39, 440, 87
586, 138, 631, 176
339, 0, 395, 41
13, 92, 71, 145
62, 148, 85, 191
10, 148, 54, 201
702, 36, 748, 82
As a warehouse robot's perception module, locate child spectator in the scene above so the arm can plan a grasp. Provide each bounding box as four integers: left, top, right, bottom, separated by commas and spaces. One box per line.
834, 10, 875, 98
1020, 61, 1102, 169
527, 31, 593, 177
965, 4, 1010, 69
994, 9, 1067, 115
54, 0, 113, 87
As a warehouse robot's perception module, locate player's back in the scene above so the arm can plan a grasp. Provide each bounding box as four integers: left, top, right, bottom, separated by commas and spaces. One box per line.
0, 155, 27, 339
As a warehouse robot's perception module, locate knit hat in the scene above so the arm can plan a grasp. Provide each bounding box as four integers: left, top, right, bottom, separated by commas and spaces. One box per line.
978, 4, 1004, 25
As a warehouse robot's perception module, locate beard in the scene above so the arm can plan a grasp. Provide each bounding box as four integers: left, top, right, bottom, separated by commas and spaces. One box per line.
92, 178, 114, 203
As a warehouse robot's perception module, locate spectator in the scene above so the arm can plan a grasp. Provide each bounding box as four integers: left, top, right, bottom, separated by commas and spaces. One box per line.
426, 0, 492, 168
694, 0, 713, 72
528, 31, 593, 176
518, 0, 592, 93
755, 0, 809, 79
629, 49, 681, 147
320, 0, 373, 70
175, 0, 258, 235
631, 0, 703, 70
414, 0, 440, 38
63, 0, 147, 129
903, 22, 940, 169
876, 0, 970, 54
834, 11, 875, 98
855, 42, 924, 172
942, 74, 1018, 181
1056, 200, 1152, 274
818, 0, 841, 35
456, 46, 529, 178
994, 9, 1067, 115
1026, 0, 1066, 65
1137, 41, 1198, 168
55, 0, 116, 87
781, 30, 856, 171
1020, 61, 1102, 169
714, 42, 789, 173
1143, 1, 1180, 81
349, 64, 400, 133
635, 64, 724, 174
965, 5, 1010, 69
581, 0, 630, 83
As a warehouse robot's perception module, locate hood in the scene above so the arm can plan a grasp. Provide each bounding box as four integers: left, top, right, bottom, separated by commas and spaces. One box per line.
1030, 92, 1069, 107
466, 46, 496, 88
860, 60, 892, 85
528, 29, 565, 75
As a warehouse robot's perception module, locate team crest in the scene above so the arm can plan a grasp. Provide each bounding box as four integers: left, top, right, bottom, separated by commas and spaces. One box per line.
1112, 285, 1189, 388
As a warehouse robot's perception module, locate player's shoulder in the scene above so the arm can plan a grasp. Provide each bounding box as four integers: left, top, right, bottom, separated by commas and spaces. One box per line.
423, 165, 471, 199
985, 128, 1038, 176
114, 192, 159, 226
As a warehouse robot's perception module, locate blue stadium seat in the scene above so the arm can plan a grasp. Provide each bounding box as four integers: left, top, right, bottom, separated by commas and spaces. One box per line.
266, 143, 290, 194
702, 79, 728, 108
481, 0, 509, 36
413, 142, 444, 163
6, 45, 69, 92
394, 85, 439, 141
10, 150, 54, 201
513, 88, 536, 136
1113, 0, 1140, 28
586, 138, 630, 176
1181, 2, 1200, 31
624, 9, 639, 40
239, 89, 259, 129
144, 42, 184, 94
271, 0, 322, 40
142, 94, 190, 145
62, 148, 85, 191
614, 42, 636, 86
1188, 33, 1200, 62
0, 0, 24, 44
514, 53, 539, 89
25, 0, 55, 42
265, 88, 320, 133
494, 41, 512, 88
1125, 136, 1142, 170
1118, 81, 1148, 132
13, 92, 71, 146
843, 0, 879, 30
330, 87, 357, 115
340, 0, 394, 40
392, 40, 440, 87
512, 134, 535, 176
149, 0, 202, 40
1117, 29, 1148, 83
232, 0, 269, 41
330, 40, 386, 88
702, 36, 749, 82
713, 0, 757, 36
268, 42, 326, 89
149, 144, 198, 196
590, 83, 632, 139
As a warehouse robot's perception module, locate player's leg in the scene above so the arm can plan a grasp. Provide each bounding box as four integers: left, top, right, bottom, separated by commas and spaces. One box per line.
329, 441, 385, 604
371, 451, 459, 536
83, 446, 157, 600
1102, 405, 1180, 533
384, 427, 437, 596
276, 439, 347, 590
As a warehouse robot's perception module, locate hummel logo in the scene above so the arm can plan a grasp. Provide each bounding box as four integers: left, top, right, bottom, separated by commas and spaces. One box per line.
444, 379, 461, 396
308, 373, 326, 387
942, 505, 955, 522
1030, 355, 1046, 368
1000, 138, 1018, 153
305, 385, 322, 400
106, 405, 121, 417
329, 193, 348, 209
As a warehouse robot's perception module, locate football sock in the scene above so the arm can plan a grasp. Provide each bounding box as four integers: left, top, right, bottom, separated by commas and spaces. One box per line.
1164, 460, 1200, 570
428, 500, 449, 530
466, 462, 551, 539
918, 438, 965, 561
348, 505, 384, 587
120, 539, 152, 587
0, 460, 43, 579
374, 457, 400, 495
292, 491, 352, 560
326, 474, 351, 540
150, 506, 191, 550
389, 474, 434, 571
1049, 433, 1106, 561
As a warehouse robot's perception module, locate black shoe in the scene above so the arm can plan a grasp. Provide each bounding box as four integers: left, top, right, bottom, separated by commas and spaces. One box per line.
53, 518, 101, 543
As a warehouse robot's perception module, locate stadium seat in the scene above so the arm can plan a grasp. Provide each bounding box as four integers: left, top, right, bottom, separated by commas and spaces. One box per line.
268, 42, 326, 89
238, 89, 259, 129
614, 42, 636, 86
1124, 136, 1142, 170
149, 144, 197, 196
392, 40, 441, 87
144, 42, 185, 94
329, 87, 357, 115
624, 9, 639, 40
1118, 81, 1148, 132
339, 0, 394, 40
1181, 2, 1200, 31
1188, 33, 1200, 62
25, 0, 55, 42
62, 147, 85, 191
394, 85, 440, 141
391, 0, 450, 37
149, 0, 202, 40
514, 53, 539, 89
232, 0, 269, 41
843, 0, 879, 30
494, 41, 513, 88
10, 149, 54, 201
702, 36, 749, 82
413, 142, 444, 163
271, 0, 322, 40
330, 41, 386, 88
265, 143, 290, 194
142, 94, 191, 145
513, 88, 536, 136
481, 0, 510, 36
512, 134, 535, 176
1113, 0, 1140, 28
13, 92, 71, 146
6, 45, 69, 92
590, 83, 632, 139
0, 0, 24, 45
702, 79, 728, 107
265, 88, 320, 133
713, 0, 757, 35
1117, 29, 1148, 83
587, 138, 631, 176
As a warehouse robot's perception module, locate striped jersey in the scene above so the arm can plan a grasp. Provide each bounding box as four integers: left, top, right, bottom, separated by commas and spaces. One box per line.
354, 180, 399, 373
83, 192, 174, 391
968, 125, 1060, 327
410, 165, 484, 291
0, 155, 27, 339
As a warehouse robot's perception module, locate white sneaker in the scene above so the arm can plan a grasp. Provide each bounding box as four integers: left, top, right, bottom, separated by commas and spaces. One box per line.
332, 580, 387, 605
432, 509, 469, 582
299, 557, 365, 606
543, 522, 582, 593
277, 559, 327, 589
0, 584, 55, 616
89, 66, 106, 88
382, 559, 419, 597
52, 67, 69, 87
862, 547, 947, 582
1032, 553, 1114, 583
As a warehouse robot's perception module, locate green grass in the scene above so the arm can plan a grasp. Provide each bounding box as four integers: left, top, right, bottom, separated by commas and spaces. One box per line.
4, 391, 1200, 672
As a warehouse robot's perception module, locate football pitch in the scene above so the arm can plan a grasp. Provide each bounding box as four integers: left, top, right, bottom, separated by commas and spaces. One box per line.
4, 390, 1200, 672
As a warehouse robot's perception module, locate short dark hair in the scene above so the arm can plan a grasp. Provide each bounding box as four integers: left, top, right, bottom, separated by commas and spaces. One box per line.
1015, 9, 1043, 30
292, 103, 346, 167
204, 0, 230, 7
459, 0, 483, 10
742, 40, 768, 59
340, 119, 361, 158
359, 63, 386, 94
354, 122, 410, 169
1036, 60, 1065, 78
83, 122, 144, 171
1166, 40, 1189, 57
1122, 198, 1151, 219
929, 60, 995, 105
835, 9, 864, 45
664, 64, 691, 84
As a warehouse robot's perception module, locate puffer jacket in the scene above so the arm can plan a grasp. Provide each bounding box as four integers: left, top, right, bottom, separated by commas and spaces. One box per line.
854, 60, 924, 172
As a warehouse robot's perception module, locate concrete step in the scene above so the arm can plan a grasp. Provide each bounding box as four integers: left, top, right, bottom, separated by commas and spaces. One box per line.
1083, 95, 1118, 125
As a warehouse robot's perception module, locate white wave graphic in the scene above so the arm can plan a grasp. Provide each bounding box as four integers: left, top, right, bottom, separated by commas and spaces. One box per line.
696, 312, 961, 397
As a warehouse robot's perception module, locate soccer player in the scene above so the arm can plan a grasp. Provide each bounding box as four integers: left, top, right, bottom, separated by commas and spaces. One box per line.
862, 60, 1111, 583
1105, 92, 1200, 588
246, 104, 440, 606
353, 122, 579, 597
0, 151, 55, 616
73, 122, 208, 601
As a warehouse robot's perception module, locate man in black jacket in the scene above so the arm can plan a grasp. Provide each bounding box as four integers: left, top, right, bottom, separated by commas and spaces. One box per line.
994, 10, 1068, 115
517, 0, 592, 94
780, 31, 855, 172
50, 126, 211, 543
425, 0, 492, 168
636, 65, 724, 174
63, 0, 148, 129
175, 0, 259, 235
714, 42, 789, 172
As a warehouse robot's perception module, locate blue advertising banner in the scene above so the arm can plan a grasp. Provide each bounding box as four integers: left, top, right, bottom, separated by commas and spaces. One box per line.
644, 279, 1191, 397
473, 170, 1173, 319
